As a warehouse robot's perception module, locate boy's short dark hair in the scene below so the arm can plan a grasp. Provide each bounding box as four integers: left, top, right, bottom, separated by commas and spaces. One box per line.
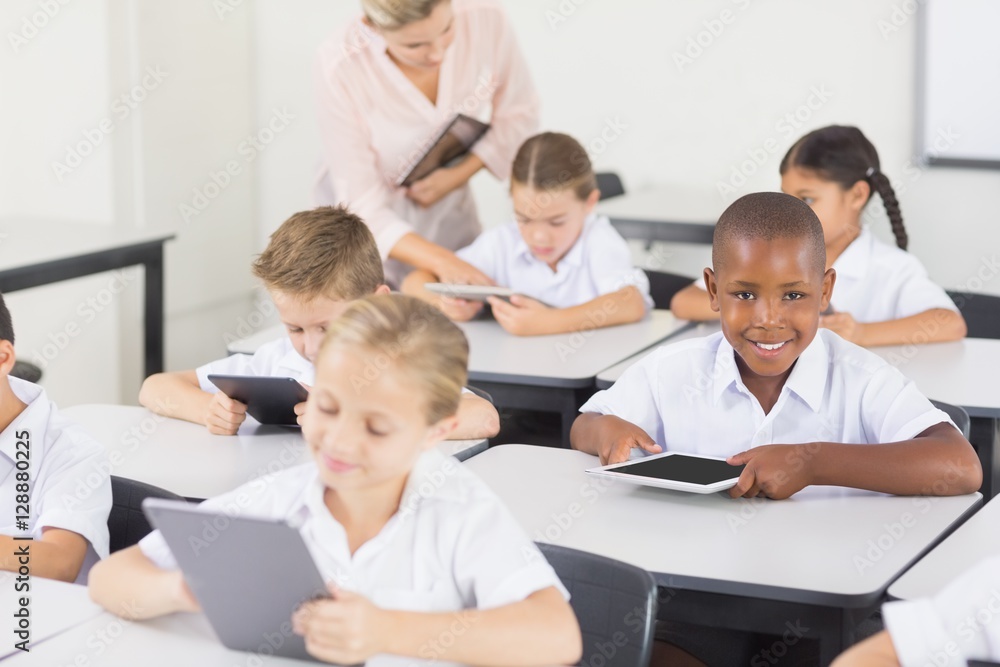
712, 192, 826, 275
0, 292, 13, 345
251, 206, 384, 302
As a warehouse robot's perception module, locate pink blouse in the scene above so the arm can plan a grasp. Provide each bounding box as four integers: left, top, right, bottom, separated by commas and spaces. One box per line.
313, 0, 540, 285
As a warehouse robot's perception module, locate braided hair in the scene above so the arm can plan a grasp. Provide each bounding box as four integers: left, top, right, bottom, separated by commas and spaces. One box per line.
779, 125, 908, 250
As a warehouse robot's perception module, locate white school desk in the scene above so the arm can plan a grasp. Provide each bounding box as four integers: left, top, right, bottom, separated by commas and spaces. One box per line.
0, 220, 174, 376
0, 574, 104, 659
464, 445, 981, 664
458, 310, 690, 445
888, 494, 1000, 601
596, 186, 721, 245
595, 322, 723, 389
62, 404, 487, 500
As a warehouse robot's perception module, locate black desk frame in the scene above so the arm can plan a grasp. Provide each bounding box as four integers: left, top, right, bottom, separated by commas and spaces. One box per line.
0, 237, 172, 377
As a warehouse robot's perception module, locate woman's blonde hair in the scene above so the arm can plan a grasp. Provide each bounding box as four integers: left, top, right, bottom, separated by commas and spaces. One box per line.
361, 0, 447, 31
320, 294, 468, 424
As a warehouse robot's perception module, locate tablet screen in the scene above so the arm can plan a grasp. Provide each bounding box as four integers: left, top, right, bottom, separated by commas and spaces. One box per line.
613, 454, 745, 485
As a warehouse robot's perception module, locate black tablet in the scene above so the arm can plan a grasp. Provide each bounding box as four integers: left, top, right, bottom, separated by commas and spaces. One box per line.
396, 114, 490, 187
144, 498, 328, 661
207, 374, 308, 426
586, 451, 746, 494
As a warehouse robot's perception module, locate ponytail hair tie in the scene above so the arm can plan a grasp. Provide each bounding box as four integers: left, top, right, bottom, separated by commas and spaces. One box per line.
865, 167, 877, 178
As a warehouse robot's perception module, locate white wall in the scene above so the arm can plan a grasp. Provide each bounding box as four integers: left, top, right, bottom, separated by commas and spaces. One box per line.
255, 0, 1000, 295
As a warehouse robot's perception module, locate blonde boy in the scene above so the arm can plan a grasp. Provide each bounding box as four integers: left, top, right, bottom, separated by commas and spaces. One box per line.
140, 206, 499, 438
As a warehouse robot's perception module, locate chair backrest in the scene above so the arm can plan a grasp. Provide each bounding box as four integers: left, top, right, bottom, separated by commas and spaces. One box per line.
930, 400, 971, 439
109, 476, 188, 552
947, 291, 1000, 339
595, 172, 625, 200
537, 542, 657, 667
645, 269, 698, 310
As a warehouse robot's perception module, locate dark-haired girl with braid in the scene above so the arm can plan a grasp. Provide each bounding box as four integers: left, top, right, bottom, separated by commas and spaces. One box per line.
671, 125, 966, 346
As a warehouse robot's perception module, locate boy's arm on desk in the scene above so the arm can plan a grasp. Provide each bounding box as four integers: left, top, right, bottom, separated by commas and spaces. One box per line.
728, 423, 982, 499
89, 545, 200, 620
139, 370, 247, 435
0, 530, 88, 583
570, 413, 661, 465
488, 286, 646, 336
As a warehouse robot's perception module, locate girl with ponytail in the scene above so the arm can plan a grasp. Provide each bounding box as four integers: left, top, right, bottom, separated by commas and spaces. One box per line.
671, 125, 966, 346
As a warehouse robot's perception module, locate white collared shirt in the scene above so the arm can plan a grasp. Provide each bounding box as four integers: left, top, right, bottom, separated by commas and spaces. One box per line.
691, 227, 957, 322
580, 329, 951, 459
830, 227, 958, 321
0, 378, 112, 582
195, 337, 315, 391
883, 555, 1000, 667
456, 214, 653, 310
140, 448, 566, 612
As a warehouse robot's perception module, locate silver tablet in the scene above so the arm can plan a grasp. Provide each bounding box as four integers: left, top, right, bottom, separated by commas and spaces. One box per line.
424, 283, 516, 302
143, 498, 328, 661
586, 451, 746, 494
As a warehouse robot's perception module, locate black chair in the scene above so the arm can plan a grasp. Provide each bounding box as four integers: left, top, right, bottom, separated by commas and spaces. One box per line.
595, 172, 625, 200
645, 269, 698, 310
946, 291, 1000, 339
108, 476, 188, 553
538, 542, 657, 667
930, 400, 971, 439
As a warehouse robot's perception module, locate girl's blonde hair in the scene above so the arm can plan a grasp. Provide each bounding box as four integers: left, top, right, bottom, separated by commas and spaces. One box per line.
511, 132, 597, 201
320, 294, 468, 424
361, 0, 447, 31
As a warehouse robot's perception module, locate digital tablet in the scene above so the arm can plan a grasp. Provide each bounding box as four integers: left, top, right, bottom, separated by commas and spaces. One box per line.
396, 114, 490, 187
207, 374, 308, 426
143, 498, 328, 661
586, 451, 746, 494
425, 283, 516, 302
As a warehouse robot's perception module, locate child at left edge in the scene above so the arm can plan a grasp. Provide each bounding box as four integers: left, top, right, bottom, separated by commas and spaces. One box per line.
0, 291, 112, 583
403, 132, 653, 335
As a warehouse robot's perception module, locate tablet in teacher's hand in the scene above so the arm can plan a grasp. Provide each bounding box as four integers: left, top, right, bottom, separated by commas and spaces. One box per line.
586, 451, 746, 494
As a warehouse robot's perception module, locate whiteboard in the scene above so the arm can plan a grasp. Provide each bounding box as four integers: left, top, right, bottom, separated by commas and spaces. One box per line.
918, 0, 1000, 168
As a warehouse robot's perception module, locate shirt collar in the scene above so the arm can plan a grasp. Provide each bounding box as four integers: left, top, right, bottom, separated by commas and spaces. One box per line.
1, 378, 48, 463
711, 330, 828, 413
831, 226, 872, 281
513, 213, 594, 271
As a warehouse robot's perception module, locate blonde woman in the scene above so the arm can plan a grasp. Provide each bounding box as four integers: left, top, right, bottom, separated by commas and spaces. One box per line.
314, 0, 540, 288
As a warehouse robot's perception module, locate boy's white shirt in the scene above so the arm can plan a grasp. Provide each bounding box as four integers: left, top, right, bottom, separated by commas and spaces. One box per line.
693, 227, 958, 322
0, 377, 112, 582
581, 329, 952, 464
456, 213, 654, 311
196, 337, 315, 391
140, 447, 566, 614
884, 555, 1000, 667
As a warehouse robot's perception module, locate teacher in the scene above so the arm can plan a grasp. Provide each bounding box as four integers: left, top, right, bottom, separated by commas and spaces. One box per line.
313, 0, 540, 287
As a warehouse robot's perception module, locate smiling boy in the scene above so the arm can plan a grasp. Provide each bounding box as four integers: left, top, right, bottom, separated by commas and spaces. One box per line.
571, 192, 980, 500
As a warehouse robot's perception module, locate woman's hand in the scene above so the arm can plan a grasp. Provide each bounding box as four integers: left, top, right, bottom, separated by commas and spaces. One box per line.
406, 167, 464, 208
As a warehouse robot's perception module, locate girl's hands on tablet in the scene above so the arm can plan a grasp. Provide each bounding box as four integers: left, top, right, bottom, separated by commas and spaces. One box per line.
204, 392, 247, 435
293, 584, 387, 664
727, 444, 814, 499
598, 417, 662, 465
488, 295, 553, 336
439, 295, 484, 322
294, 383, 311, 427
